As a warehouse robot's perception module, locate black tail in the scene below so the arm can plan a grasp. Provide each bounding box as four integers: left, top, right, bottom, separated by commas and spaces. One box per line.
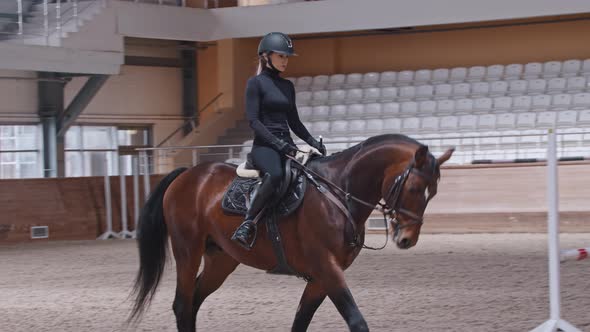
128, 167, 187, 323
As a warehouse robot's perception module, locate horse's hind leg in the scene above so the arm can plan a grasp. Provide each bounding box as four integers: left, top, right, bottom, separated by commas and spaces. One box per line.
171, 233, 206, 332
291, 281, 327, 332
192, 242, 239, 315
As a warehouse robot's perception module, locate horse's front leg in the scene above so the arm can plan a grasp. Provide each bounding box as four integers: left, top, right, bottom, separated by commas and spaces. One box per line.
291, 281, 326, 332
328, 286, 368, 332
316, 259, 369, 332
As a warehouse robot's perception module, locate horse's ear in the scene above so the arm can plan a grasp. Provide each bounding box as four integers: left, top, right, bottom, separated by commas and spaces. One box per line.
414, 145, 429, 168
437, 147, 455, 165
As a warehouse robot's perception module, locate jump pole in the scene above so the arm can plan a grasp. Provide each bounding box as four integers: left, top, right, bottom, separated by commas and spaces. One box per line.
131, 155, 140, 239
529, 129, 581, 332
98, 156, 118, 240
118, 156, 133, 239
560, 247, 589, 263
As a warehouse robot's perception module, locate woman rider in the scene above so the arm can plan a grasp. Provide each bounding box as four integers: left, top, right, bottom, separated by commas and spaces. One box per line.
231, 32, 326, 249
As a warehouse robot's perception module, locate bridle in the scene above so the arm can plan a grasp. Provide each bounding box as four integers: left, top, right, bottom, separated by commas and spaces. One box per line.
344, 157, 437, 249
288, 154, 438, 250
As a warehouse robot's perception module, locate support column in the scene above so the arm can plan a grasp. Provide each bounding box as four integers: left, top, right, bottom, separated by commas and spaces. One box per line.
180, 41, 198, 133
38, 72, 65, 178
38, 73, 108, 177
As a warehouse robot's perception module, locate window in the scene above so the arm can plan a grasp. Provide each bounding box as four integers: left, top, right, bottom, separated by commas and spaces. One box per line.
0, 125, 42, 179
65, 125, 151, 177
65, 126, 118, 177
117, 127, 151, 176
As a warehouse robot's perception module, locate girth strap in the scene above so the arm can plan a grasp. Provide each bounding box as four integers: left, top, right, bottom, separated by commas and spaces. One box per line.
266, 209, 310, 281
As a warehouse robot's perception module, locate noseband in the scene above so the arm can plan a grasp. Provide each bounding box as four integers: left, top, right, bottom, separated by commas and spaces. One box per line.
380, 158, 436, 234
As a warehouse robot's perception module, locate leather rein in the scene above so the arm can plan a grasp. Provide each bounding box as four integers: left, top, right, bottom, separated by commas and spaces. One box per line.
287, 155, 437, 250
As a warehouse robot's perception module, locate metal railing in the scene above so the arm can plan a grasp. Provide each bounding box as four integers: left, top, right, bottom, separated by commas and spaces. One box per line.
126, 0, 186, 6
117, 0, 318, 8
238, 0, 318, 7
0, 0, 106, 44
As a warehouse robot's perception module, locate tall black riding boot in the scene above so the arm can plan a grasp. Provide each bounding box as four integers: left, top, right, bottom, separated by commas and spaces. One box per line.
231, 173, 275, 250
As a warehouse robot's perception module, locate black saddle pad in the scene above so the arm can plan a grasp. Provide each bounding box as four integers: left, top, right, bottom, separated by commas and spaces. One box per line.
221, 172, 306, 218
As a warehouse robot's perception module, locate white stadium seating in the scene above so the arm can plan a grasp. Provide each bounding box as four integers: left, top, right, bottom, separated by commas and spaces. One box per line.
364, 103, 382, 118
504, 64, 523, 80
562, 59, 582, 77
346, 104, 364, 119
329, 105, 347, 120
467, 66, 486, 82
524, 62, 542, 79
485, 65, 504, 81
327, 74, 346, 90
415, 69, 432, 84
311, 75, 329, 91
361, 72, 380, 88
259, 58, 590, 164
378, 71, 397, 87
543, 61, 562, 78
328, 89, 347, 105
434, 84, 452, 100
380, 87, 398, 102
449, 67, 468, 83
344, 73, 363, 88
311, 105, 330, 121
397, 70, 414, 86
432, 68, 449, 84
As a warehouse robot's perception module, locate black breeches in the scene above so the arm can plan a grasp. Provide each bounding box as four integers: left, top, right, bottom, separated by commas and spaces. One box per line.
250, 145, 285, 187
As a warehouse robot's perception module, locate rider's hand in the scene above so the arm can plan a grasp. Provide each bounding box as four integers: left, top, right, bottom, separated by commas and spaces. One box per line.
277, 140, 298, 157
310, 140, 327, 156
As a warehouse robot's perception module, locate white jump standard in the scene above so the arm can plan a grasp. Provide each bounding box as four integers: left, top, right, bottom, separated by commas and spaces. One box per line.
529, 130, 582, 332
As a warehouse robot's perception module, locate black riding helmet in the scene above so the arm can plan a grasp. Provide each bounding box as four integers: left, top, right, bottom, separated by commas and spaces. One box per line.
257, 32, 297, 56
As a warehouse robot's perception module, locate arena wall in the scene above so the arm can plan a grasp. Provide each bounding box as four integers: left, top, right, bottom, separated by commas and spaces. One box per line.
0, 175, 163, 243
287, 18, 590, 76
196, 17, 590, 83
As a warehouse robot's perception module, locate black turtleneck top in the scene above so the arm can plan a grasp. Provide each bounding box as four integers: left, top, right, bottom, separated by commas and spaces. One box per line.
245, 66, 314, 151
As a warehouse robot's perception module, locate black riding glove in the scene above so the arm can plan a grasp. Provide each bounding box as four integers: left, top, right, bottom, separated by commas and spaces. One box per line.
309, 139, 327, 156
276, 140, 298, 157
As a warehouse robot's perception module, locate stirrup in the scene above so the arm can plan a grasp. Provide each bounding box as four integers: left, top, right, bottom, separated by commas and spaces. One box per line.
231, 221, 258, 250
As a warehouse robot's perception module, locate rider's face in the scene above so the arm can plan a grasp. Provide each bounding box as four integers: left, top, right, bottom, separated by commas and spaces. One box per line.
266, 53, 289, 72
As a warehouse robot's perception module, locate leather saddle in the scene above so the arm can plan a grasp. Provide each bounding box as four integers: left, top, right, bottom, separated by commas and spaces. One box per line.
221, 154, 306, 217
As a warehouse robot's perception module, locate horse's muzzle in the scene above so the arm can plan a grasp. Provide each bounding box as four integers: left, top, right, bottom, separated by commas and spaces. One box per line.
397, 237, 412, 249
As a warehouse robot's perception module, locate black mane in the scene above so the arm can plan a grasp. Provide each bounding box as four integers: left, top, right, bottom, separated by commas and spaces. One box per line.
314, 134, 422, 163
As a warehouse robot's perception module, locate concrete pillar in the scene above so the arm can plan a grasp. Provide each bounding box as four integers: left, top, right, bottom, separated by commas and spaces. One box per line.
38, 72, 66, 178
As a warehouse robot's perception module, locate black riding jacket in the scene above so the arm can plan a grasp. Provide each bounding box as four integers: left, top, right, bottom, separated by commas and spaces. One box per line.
245, 66, 314, 151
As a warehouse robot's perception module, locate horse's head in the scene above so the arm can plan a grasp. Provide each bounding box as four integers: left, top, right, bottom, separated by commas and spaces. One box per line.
381, 145, 454, 249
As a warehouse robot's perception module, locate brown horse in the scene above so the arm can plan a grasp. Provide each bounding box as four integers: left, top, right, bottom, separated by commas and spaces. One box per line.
129, 134, 454, 332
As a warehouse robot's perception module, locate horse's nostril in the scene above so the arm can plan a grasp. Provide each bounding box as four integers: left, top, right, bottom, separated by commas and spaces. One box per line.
399, 238, 411, 248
